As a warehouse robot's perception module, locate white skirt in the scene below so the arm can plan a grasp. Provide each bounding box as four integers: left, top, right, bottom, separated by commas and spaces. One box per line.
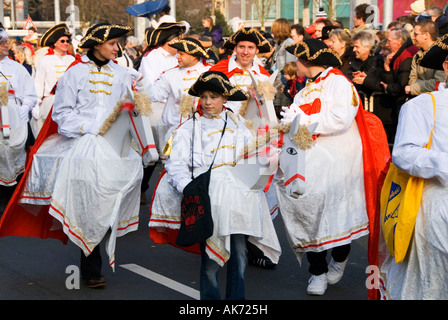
276, 122, 369, 261
379, 179, 448, 299
21, 133, 143, 269
150, 165, 282, 266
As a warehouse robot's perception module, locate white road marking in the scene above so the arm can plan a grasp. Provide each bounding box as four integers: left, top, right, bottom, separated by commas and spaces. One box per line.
120, 263, 200, 300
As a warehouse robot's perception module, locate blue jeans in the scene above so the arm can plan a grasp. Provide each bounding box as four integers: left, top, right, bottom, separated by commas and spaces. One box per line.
200, 234, 247, 300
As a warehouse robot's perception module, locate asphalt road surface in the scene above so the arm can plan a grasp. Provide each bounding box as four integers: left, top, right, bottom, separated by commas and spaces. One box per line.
0, 163, 370, 306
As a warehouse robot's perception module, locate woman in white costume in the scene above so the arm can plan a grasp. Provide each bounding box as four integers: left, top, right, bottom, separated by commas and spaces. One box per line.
379, 34, 448, 300
150, 71, 281, 299
280, 38, 389, 296
1, 23, 145, 289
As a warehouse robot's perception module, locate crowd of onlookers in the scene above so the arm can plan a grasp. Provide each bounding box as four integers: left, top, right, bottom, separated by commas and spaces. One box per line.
6, 2, 448, 145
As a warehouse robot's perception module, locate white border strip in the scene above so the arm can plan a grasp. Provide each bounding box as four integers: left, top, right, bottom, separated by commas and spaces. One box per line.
120, 263, 200, 300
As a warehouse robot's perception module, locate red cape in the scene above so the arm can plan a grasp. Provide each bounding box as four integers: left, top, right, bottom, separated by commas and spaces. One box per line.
301, 68, 390, 300
210, 58, 271, 78
0, 55, 86, 244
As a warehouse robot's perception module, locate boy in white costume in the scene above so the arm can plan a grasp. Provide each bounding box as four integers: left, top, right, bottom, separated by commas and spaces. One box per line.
149, 37, 211, 145
150, 71, 281, 299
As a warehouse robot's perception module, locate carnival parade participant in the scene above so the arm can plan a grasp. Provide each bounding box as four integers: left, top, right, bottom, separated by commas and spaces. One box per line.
210, 27, 272, 116
279, 38, 389, 296
149, 37, 211, 149
31, 23, 75, 138
149, 71, 281, 299
0, 27, 37, 210
211, 27, 281, 268
378, 34, 448, 300
137, 21, 188, 203
0, 23, 147, 288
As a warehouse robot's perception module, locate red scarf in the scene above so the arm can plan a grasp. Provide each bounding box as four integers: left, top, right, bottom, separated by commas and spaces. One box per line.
210, 58, 271, 79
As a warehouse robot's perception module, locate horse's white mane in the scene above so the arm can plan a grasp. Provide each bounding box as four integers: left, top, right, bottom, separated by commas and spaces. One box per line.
99, 91, 152, 135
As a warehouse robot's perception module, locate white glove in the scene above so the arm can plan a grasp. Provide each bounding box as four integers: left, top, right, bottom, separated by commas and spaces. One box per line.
280, 106, 297, 124
81, 121, 99, 135
17, 104, 30, 122
31, 105, 40, 119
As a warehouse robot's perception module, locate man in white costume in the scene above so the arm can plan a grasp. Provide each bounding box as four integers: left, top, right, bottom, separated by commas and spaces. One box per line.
149, 37, 211, 147
378, 34, 448, 300
0, 27, 37, 209
0, 23, 146, 289
210, 27, 273, 116
280, 38, 389, 296
31, 23, 75, 138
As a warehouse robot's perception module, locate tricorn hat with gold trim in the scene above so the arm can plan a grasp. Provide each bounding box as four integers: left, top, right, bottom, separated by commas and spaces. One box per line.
146, 22, 188, 48
285, 38, 342, 67
39, 23, 71, 47
419, 33, 448, 71
78, 23, 131, 49
169, 37, 209, 59
223, 27, 272, 53
188, 71, 249, 101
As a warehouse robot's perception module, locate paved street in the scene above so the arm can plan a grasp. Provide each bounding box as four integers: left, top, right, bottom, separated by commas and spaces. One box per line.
0, 163, 370, 303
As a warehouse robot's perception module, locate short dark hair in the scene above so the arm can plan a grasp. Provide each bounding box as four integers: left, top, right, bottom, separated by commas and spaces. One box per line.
291, 24, 308, 39
416, 20, 439, 41
354, 3, 374, 22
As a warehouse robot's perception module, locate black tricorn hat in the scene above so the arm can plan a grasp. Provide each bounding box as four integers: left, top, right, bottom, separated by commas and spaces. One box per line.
188, 71, 249, 101
146, 22, 187, 48
169, 37, 209, 59
223, 27, 272, 53
419, 33, 448, 71
39, 23, 71, 47
285, 38, 342, 67
78, 23, 131, 49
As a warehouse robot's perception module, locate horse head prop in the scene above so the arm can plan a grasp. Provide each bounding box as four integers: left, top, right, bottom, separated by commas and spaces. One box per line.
279, 114, 318, 198
232, 114, 318, 197
240, 70, 278, 123
100, 86, 159, 167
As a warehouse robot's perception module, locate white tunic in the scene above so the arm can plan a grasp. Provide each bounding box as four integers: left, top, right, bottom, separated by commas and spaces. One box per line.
149, 60, 210, 141
0, 56, 37, 186
379, 84, 448, 299
278, 67, 368, 259
138, 47, 178, 86
34, 53, 75, 100
138, 47, 178, 153
21, 55, 143, 269
150, 110, 282, 266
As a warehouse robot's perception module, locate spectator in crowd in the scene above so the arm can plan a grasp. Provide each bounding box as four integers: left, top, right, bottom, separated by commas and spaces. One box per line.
349, 31, 382, 97
312, 18, 333, 39
281, 61, 305, 108
290, 24, 308, 43
327, 28, 353, 75
380, 28, 419, 140
13, 45, 34, 75
427, 6, 448, 35
202, 16, 224, 60
319, 25, 338, 46
406, 20, 446, 97
270, 18, 296, 109
352, 3, 378, 35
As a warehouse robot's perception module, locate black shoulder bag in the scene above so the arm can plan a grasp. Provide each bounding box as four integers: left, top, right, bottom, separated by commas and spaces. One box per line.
176, 112, 227, 247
